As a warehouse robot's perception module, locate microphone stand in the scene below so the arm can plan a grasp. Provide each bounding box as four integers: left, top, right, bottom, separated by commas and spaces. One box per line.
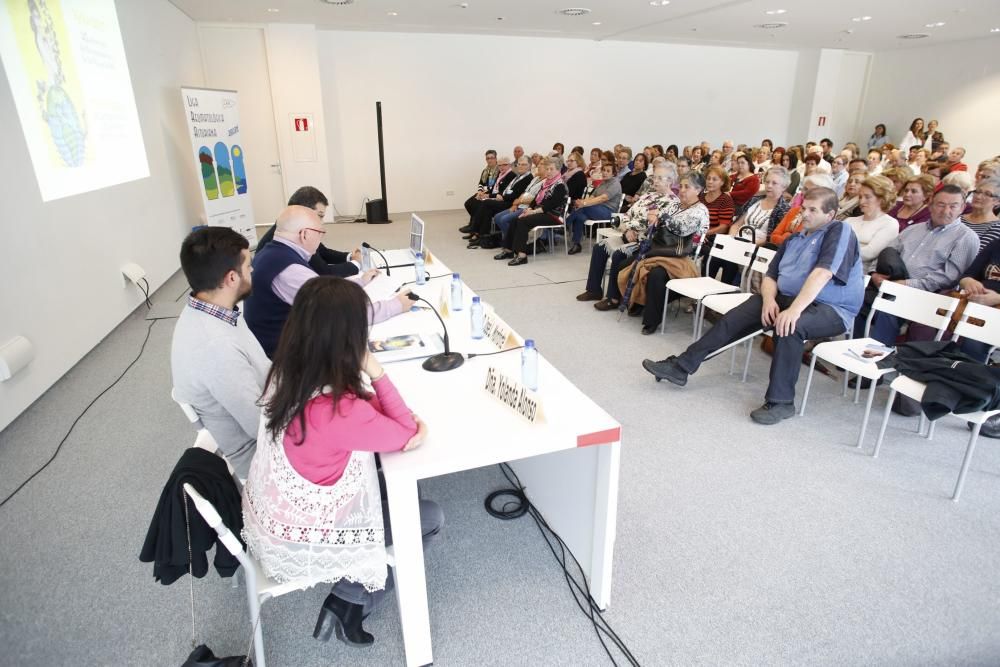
407, 293, 464, 372
362, 242, 391, 276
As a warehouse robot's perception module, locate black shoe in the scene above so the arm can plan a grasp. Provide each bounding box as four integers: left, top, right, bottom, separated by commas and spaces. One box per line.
641, 325, 657, 335
494, 250, 515, 260
458, 225, 473, 233
313, 594, 374, 648
467, 241, 481, 249
508, 255, 528, 266
749, 402, 796, 425
628, 304, 643, 317
462, 233, 476, 240
642, 356, 688, 386
568, 243, 582, 255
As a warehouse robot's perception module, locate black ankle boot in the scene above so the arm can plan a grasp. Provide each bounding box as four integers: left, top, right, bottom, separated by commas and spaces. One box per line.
313, 593, 374, 647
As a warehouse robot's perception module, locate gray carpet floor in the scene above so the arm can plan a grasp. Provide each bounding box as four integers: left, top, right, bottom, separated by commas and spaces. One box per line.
1, 210, 999, 666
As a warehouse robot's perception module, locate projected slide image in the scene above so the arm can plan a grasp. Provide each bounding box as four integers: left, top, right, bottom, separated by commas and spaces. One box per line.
0, 0, 150, 201
198, 145, 218, 200
214, 141, 234, 197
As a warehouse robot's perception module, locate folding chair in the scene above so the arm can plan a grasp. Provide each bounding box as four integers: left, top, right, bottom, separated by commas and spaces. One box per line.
799, 281, 959, 450
528, 199, 570, 257
171, 388, 221, 456
585, 213, 621, 252
660, 236, 756, 336
872, 301, 1000, 500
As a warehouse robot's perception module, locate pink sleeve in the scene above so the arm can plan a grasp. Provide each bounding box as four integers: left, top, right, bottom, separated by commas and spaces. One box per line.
272, 264, 318, 305
367, 296, 404, 325
316, 376, 417, 453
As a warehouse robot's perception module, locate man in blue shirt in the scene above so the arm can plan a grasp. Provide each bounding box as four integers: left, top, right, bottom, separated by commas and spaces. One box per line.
642, 187, 864, 425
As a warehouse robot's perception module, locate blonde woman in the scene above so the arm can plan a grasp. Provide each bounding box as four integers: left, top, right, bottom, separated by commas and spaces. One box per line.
846, 175, 899, 273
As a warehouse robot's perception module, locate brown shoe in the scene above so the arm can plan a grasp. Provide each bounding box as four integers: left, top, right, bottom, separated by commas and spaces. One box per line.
594, 299, 619, 311
576, 291, 602, 301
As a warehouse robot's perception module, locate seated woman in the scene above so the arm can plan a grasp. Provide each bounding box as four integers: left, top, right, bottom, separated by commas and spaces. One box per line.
587, 147, 603, 181
242, 277, 443, 648
961, 176, 1000, 249
846, 175, 899, 273
958, 237, 1000, 361
729, 152, 761, 209
565, 162, 623, 255
782, 151, 801, 198
465, 156, 535, 247
562, 152, 588, 205
889, 174, 934, 232
867, 124, 888, 150
487, 171, 545, 243
576, 166, 679, 306
696, 165, 735, 274
615, 172, 711, 335
690, 146, 705, 172
836, 171, 865, 220
619, 153, 648, 211
769, 173, 836, 245
494, 157, 568, 266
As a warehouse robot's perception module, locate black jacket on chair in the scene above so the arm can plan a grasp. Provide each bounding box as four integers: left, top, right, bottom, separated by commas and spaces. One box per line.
140, 448, 243, 585
878, 341, 1000, 420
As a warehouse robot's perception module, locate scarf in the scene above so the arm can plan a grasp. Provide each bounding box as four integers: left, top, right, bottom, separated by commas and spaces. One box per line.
491, 166, 512, 194
503, 171, 531, 196
535, 173, 563, 205
482, 165, 499, 187
562, 167, 582, 184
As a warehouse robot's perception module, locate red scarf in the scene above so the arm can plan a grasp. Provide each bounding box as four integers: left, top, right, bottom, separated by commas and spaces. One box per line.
535, 173, 563, 205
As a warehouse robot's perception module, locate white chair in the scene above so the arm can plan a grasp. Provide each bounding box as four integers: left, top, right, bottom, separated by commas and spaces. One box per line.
585, 213, 621, 252
871, 301, 1000, 500
698, 245, 778, 381
660, 237, 755, 336
528, 199, 570, 257
171, 388, 220, 455
799, 281, 959, 450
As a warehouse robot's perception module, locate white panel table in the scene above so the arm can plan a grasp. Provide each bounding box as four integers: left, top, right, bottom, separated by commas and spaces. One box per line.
368, 249, 621, 667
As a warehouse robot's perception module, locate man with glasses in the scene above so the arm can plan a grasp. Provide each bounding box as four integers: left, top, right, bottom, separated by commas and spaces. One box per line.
245, 205, 413, 357
460, 154, 515, 233
863, 184, 980, 347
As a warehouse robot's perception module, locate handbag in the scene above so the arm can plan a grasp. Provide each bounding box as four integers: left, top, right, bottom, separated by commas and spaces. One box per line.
650, 225, 693, 257
179, 491, 256, 667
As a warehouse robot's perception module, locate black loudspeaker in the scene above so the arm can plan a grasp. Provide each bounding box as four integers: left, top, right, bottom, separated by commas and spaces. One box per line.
367, 101, 391, 224
366, 198, 389, 224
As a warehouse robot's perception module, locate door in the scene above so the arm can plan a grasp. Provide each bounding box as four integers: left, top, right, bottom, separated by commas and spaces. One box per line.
199, 26, 286, 234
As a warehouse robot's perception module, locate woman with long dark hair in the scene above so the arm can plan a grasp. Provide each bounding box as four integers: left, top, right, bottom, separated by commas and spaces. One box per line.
242, 277, 443, 649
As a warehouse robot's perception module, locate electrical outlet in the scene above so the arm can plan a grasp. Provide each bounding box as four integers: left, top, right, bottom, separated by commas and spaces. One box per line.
445, 190, 455, 196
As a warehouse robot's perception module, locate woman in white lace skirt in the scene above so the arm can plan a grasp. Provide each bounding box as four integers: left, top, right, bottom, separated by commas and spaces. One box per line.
242, 277, 443, 648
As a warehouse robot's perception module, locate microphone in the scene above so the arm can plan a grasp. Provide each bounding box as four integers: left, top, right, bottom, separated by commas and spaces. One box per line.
362, 242, 390, 276
407, 293, 464, 372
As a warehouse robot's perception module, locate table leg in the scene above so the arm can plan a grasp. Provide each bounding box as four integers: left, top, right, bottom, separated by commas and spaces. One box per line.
385, 473, 433, 667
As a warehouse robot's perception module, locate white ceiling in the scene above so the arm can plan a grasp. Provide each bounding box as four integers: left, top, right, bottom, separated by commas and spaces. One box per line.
168, 0, 1000, 52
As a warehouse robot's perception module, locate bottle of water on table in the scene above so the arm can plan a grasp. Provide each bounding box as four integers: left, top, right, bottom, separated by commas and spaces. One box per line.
470, 296, 484, 339
360, 246, 372, 271
450, 273, 463, 311
521, 339, 538, 391
414, 252, 426, 285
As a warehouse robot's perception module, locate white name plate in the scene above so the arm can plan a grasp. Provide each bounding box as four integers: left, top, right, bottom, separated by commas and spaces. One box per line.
482, 309, 520, 350
483, 366, 544, 424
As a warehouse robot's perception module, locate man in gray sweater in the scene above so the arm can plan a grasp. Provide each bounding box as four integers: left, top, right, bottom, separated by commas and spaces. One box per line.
171, 227, 270, 479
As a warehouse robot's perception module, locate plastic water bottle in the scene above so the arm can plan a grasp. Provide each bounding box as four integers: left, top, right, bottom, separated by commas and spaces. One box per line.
450, 273, 463, 311
414, 252, 426, 285
470, 297, 484, 339
521, 339, 538, 391
360, 246, 372, 271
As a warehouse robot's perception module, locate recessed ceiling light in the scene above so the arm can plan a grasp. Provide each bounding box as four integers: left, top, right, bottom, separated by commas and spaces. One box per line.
897, 33, 929, 39
387, 11, 398, 16
266, 8, 280, 12
851, 16, 872, 22
496, 16, 504, 20
557, 7, 592, 16
924, 21, 946, 28
321, 0, 355, 5
754, 22, 787, 29
592, 21, 602, 25
840, 29, 854, 34
992, 27, 1000, 33
649, 0, 670, 6
765, 9, 787, 15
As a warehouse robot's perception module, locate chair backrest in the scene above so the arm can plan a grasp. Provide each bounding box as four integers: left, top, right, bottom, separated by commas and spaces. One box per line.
171, 388, 202, 427
954, 301, 1000, 350
864, 280, 959, 339
706, 236, 757, 267
182, 483, 251, 567
746, 246, 777, 275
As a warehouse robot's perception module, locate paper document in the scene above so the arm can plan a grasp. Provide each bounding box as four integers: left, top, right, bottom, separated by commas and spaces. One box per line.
844, 342, 894, 363
369, 333, 444, 363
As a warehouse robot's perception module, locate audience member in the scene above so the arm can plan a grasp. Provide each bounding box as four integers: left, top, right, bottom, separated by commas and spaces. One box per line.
889, 174, 934, 232
770, 173, 836, 245
642, 187, 863, 425
830, 155, 848, 198
846, 175, 899, 273
958, 238, 1000, 360
566, 162, 623, 254
564, 152, 589, 204
944, 146, 968, 174
923, 120, 940, 149
700, 165, 735, 238
587, 148, 603, 180
731, 167, 792, 245
460, 155, 514, 232
465, 155, 534, 247
729, 152, 760, 209
961, 176, 1000, 249
836, 172, 865, 220
867, 149, 884, 176
494, 157, 568, 266
488, 169, 546, 240
721, 140, 735, 171
898, 118, 926, 154
782, 152, 801, 196
615, 148, 632, 180
171, 227, 269, 479
867, 124, 889, 150
620, 153, 649, 211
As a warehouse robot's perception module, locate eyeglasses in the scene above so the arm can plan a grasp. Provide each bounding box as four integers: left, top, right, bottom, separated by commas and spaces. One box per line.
303, 227, 326, 236
971, 189, 998, 199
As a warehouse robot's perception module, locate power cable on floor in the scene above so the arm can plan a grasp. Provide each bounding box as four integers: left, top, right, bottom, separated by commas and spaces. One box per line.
485, 463, 642, 667
0, 318, 158, 509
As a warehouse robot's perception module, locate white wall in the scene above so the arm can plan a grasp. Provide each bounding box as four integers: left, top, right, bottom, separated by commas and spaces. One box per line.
0, 0, 203, 430
859, 37, 1000, 167
318, 31, 800, 214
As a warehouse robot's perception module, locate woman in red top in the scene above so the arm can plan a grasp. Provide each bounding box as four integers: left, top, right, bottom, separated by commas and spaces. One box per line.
729, 152, 761, 209
256, 277, 443, 648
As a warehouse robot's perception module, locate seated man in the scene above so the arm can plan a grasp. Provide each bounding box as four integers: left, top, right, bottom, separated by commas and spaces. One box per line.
642, 188, 864, 425
258, 186, 361, 278
245, 205, 413, 357
460, 155, 515, 234
862, 185, 980, 346
460, 149, 500, 230
171, 227, 270, 479
466, 155, 534, 247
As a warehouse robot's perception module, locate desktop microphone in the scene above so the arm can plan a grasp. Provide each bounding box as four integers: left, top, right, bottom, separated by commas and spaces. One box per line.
407, 293, 465, 372
362, 242, 390, 276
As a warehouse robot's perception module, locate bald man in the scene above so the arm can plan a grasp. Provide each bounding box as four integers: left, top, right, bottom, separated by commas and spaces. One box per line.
244, 205, 413, 357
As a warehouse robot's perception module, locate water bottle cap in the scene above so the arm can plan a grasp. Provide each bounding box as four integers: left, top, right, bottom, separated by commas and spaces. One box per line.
524, 339, 535, 348
453, 273, 460, 279
472, 296, 480, 304
415, 252, 423, 259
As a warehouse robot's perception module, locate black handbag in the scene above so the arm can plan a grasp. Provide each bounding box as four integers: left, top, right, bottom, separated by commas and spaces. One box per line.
650, 225, 693, 257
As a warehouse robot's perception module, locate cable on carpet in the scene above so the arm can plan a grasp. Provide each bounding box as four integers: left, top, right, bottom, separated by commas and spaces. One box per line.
485, 463, 642, 667
0, 318, 158, 509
